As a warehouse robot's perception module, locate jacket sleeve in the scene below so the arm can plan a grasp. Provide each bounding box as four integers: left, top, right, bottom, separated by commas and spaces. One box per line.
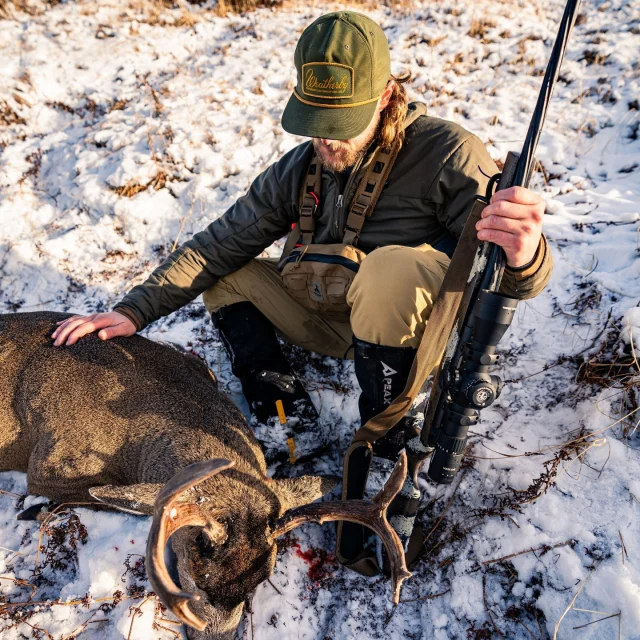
429, 135, 553, 301
429, 135, 498, 238
114, 154, 299, 330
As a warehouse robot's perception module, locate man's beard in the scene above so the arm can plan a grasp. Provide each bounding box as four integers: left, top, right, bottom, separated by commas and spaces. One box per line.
313, 139, 368, 173
312, 113, 380, 173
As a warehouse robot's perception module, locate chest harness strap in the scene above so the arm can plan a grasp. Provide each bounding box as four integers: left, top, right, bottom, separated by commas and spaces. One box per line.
280, 139, 401, 262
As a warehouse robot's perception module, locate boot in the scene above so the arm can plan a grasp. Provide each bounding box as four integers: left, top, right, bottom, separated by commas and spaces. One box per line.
212, 302, 326, 464
339, 338, 425, 569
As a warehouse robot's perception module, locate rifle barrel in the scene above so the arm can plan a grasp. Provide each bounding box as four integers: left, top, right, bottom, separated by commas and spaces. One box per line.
491, 0, 582, 290
513, 0, 583, 188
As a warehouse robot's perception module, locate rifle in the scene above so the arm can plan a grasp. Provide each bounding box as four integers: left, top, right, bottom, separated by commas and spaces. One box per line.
422, 0, 582, 483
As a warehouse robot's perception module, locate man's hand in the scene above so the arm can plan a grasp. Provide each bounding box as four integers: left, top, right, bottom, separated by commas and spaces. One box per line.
52, 311, 136, 346
475, 186, 544, 268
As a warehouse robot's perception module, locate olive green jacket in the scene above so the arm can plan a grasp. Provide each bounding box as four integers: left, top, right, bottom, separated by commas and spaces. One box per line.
115, 103, 553, 330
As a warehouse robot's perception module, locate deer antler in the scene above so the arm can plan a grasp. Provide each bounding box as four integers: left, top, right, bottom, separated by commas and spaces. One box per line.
146, 458, 234, 632
272, 450, 412, 604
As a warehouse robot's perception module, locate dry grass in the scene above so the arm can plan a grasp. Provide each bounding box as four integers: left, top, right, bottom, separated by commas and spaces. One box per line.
111, 170, 170, 197
468, 17, 497, 42
0, 0, 58, 17
0, 101, 25, 126
215, 0, 280, 15
576, 323, 640, 442
0, 0, 282, 17
2, 0, 416, 18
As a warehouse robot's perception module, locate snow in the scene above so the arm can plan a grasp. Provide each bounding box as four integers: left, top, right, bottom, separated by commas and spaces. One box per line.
1, 0, 640, 638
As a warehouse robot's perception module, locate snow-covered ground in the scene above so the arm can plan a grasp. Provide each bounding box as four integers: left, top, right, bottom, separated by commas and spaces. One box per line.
1, 0, 639, 638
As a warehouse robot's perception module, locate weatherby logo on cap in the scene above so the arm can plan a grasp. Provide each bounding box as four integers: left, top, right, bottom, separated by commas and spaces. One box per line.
302, 63, 354, 99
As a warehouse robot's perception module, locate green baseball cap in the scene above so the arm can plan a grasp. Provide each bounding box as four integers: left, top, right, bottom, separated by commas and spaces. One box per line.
281, 11, 391, 140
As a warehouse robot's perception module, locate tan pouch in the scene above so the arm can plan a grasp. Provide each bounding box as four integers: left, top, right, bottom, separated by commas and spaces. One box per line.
279, 243, 366, 319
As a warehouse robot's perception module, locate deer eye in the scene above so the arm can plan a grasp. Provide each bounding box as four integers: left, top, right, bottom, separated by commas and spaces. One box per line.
197, 531, 226, 554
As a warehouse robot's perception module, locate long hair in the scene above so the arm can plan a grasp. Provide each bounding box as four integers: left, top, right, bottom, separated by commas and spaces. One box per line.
376, 72, 411, 150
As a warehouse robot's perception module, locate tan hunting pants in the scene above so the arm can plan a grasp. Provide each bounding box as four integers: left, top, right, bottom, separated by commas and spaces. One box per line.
202, 244, 450, 358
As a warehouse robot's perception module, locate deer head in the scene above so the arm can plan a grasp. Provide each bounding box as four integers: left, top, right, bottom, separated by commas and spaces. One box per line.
91, 454, 410, 639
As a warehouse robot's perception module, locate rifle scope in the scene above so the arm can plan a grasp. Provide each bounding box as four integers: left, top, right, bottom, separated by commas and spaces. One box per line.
426, 290, 518, 484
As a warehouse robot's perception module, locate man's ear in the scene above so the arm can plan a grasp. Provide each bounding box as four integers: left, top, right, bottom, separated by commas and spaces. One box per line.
378, 80, 395, 112
272, 475, 339, 514
89, 484, 163, 515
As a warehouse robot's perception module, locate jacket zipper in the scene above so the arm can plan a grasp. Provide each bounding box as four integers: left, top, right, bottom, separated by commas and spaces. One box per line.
335, 154, 365, 239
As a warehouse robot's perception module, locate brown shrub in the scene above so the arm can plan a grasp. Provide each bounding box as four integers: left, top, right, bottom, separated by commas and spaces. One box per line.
213, 0, 281, 15
468, 18, 497, 42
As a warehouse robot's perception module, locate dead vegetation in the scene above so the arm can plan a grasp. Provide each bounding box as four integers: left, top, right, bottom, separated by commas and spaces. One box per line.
467, 18, 497, 42
412, 311, 639, 638
18, 150, 42, 186
576, 321, 640, 443
214, 0, 281, 16
32, 511, 88, 585
0, 0, 282, 18
0, 101, 26, 126
2, 0, 416, 19
112, 170, 171, 197
0, 498, 176, 639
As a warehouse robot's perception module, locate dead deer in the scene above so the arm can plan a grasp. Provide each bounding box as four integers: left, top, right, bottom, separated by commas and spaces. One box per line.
0, 312, 410, 639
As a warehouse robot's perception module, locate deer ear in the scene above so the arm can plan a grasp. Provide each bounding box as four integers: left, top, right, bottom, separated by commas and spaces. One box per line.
273, 475, 339, 513
89, 483, 163, 516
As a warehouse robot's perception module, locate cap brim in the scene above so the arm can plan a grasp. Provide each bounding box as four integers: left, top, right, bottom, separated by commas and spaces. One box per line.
281, 93, 378, 140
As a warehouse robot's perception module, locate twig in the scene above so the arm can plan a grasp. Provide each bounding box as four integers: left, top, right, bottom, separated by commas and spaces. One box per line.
267, 578, 282, 595
505, 308, 613, 384
127, 595, 155, 640
0, 488, 24, 498
516, 619, 538, 640
154, 623, 181, 637
628, 327, 639, 374
21, 620, 54, 640
0, 545, 22, 554
400, 588, 450, 604
171, 193, 198, 252
553, 559, 602, 639
61, 611, 99, 639
482, 573, 505, 639
1, 593, 143, 611
574, 607, 615, 615
0, 576, 37, 601
423, 469, 467, 548
482, 540, 575, 566
139, 74, 163, 116
572, 611, 620, 630
618, 531, 629, 565
474, 407, 640, 461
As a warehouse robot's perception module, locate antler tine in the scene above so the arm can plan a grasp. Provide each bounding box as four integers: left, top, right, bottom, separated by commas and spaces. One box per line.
272, 451, 411, 604
146, 459, 235, 632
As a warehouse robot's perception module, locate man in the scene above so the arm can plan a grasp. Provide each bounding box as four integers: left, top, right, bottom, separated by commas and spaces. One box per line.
53, 11, 551, 530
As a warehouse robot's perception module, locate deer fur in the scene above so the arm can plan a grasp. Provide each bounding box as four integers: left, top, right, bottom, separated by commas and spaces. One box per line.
0, 312, 336, 639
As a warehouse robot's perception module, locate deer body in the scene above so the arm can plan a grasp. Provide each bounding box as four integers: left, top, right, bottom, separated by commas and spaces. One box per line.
0, 312, 265, 497
0, 312, 409, 638
0, 312, 328, 638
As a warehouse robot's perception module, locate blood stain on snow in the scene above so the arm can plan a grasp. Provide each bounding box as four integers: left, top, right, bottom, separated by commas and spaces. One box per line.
294, 542, 336, 583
